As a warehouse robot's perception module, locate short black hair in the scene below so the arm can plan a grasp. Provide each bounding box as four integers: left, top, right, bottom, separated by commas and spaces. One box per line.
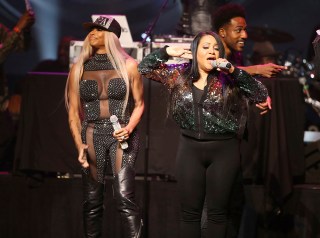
212, 3, 246, 31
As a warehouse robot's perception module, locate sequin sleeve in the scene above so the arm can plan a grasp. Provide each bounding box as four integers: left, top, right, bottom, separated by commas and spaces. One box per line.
138, 47, 189, 89
0, 24, 25, 64
231, 67, 268, 103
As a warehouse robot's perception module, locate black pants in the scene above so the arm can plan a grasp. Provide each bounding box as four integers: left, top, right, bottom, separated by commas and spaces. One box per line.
176, 135, 241, 238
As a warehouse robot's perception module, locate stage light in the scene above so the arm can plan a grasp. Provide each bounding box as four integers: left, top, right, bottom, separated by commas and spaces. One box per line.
31, 0, 60, 60
141, 33, 151, 42
0, 0, 21, 18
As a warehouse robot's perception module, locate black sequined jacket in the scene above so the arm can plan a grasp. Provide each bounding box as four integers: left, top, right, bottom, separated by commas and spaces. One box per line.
138, 48, 268, 140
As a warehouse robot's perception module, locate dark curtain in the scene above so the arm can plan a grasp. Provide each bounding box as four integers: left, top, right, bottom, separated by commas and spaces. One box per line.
241, 77, 305, 204
14, 73, 80, 174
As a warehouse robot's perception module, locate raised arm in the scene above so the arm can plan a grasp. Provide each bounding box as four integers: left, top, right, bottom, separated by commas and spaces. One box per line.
138, 46, 190, 88
0, 11, 35, 63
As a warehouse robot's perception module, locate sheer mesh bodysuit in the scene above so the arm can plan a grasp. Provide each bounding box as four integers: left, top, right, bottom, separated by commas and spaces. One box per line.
79, 53, 139, 183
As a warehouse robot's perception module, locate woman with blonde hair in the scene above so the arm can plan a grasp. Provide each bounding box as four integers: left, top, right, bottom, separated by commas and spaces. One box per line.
65, 16, 144, 237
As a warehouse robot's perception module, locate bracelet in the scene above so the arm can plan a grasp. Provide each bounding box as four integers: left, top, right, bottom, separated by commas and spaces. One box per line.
13, 27, 21, 34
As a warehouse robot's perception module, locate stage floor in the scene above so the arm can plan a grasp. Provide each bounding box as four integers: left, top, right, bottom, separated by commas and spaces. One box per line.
0, 174, 320, 238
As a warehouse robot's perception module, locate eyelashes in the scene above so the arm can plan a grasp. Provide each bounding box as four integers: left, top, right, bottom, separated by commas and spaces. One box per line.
202, 47, 219, 51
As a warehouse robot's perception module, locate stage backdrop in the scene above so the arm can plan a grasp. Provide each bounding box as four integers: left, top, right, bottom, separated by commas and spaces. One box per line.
14, 72, 305, 195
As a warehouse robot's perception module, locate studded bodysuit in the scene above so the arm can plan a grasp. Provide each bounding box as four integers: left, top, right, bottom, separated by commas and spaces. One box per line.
80, 54, 139, 183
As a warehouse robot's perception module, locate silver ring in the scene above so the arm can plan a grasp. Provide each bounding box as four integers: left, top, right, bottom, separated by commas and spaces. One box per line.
121, 136, 125, 140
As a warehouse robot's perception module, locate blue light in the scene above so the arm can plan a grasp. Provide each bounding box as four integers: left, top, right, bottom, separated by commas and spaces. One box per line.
31, 0, 59, 60
0, 0, 20, 18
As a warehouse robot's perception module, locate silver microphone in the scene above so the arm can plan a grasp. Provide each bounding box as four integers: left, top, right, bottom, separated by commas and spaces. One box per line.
211, 60, 232, 70
110, 115, 128, 150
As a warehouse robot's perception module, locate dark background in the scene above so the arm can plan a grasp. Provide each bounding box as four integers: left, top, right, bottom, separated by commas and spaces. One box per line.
1, 2, 320, 237
1, 0, 319, 177
1, 0, 320, 80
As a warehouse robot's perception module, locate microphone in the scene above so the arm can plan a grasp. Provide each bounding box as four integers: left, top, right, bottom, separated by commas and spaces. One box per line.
110, 115, 128, 150
211, 60, 232, 70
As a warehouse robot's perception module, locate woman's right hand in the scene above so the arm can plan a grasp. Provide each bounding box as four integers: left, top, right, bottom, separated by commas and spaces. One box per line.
166, 46, 192, 59
15, 11, 35, 32
78, 144, 89, 168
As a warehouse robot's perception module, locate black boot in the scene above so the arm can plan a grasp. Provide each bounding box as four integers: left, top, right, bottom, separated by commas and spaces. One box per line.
82, 172, 104, 238
114, 166, 143, 238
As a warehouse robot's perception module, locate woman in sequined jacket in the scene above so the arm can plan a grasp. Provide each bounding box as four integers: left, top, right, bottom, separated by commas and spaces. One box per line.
138, 31, 268, 238
65, 16, 144, 238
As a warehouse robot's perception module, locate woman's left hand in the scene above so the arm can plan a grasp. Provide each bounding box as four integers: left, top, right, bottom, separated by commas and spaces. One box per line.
166, 46, 192, 59
113, 127, 130, 142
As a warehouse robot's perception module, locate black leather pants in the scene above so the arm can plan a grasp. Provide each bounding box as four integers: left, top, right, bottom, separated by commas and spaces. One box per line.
82, 172, 104, 238
113, 166, 143, 238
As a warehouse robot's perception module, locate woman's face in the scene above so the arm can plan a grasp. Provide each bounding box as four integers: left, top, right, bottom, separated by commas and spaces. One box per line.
196, 35, 220, 72
88, 28, 106, 53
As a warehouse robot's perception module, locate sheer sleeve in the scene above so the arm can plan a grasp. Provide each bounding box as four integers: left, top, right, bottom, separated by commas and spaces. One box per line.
138, 47, 189, 89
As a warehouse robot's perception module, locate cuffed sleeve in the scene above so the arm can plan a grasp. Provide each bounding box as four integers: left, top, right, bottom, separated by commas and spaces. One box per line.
231, 67, 268, 103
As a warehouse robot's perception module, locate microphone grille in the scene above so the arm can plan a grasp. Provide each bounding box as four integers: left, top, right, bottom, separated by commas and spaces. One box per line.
110, 115, 118, 123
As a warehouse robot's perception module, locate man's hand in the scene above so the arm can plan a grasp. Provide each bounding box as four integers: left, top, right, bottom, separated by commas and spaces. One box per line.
256, 96, 272, 115
255, 63, 286, 78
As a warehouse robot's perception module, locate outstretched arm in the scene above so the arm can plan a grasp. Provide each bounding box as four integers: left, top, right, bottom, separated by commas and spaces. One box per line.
238, 63, 286, 78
